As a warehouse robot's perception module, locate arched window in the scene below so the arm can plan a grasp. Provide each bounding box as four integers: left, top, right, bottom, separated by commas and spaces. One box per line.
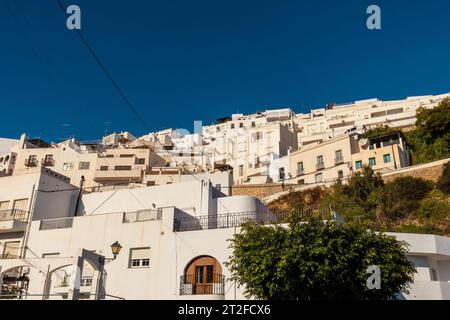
182, 255, 224, 295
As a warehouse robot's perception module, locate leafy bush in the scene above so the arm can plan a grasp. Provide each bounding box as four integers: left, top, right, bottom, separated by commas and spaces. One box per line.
227, 220, 416, 300
417, 198, 450, 222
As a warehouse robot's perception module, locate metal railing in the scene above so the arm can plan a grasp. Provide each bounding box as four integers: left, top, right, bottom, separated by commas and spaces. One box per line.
173, 208, 332, 232
316, 162, 325, 170
0, 209, 28, 222
24, 158, 38, 167
39, 217, 74, 230
0, 253, 20, 260
334, 156, 344, 165
41, 158, 55, 167
123, 209, 162, 223
180, 274, 225, 295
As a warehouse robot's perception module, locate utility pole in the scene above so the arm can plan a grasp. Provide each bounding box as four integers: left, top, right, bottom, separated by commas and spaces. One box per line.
74, 176, 85, 216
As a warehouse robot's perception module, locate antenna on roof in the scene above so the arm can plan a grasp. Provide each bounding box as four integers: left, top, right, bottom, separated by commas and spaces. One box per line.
104, 122, 112, 138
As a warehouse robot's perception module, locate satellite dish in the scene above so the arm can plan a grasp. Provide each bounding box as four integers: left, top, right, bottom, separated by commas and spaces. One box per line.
359, 138, 368, 148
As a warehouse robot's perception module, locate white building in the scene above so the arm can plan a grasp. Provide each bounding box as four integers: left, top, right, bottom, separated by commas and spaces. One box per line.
0, 172, 449, 300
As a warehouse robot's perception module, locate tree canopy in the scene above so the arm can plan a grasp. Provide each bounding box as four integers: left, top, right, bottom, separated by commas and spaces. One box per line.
363, 98, 450, 164
226, 219, 415, 300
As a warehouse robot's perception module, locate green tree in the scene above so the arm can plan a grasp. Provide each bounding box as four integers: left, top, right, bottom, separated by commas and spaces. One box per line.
322, 166, 383, 221
362, 125, 397, 139
406, 98, 450, 164
226, 219, 415, 300
376, 176, 433, 220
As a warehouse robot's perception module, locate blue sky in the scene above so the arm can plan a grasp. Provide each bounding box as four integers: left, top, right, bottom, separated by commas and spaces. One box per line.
1, 0, 449, 142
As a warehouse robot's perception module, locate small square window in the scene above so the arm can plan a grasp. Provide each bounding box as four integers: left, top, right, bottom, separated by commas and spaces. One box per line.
355, 160, 363, 170
131, 259, 141, 267
78, 162, 90, 170
369, 157, 376, 167
383, 154, 391, 163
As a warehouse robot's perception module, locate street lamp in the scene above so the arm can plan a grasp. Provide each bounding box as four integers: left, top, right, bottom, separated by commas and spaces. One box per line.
99, 241, 122, 264
110, 241, 122, 260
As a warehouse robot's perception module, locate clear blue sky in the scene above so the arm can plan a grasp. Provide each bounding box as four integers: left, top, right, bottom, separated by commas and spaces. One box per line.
1, 0, 449, 142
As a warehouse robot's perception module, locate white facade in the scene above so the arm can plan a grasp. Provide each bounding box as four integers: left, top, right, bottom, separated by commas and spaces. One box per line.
0, 173, 449, 300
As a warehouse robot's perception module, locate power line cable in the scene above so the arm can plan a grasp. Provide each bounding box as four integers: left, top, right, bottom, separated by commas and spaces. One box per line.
56, 0, 150, 133
54, 0, 235, 216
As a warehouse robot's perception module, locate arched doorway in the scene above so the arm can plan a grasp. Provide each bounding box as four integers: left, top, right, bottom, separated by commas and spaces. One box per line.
0, 265, 34, 299
47, 262, 96, 300
182, 255, 224, 295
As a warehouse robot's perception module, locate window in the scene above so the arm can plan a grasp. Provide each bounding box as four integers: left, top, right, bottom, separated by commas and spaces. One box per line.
335, 150, 343, 164
297, 162, 304, 175
129, 247, 151, 268
316, 155, 324, 170
119, 154, 134, 158
81, 278, 93, 287
239, 123, 243, 128
297, 179, 305, 185
338, 170, 344, 180
315, 173, 323, 183
230, 123, 235, 129
251, 122, 256, 127
317, 155, 323, 163
135, 158, 145, 165
106, 154, 114, 158
369, 157, 376, 167
2, 241, 20, 258
0, 201, 10, 211
239, 165, 243, 176
13, 198, 28, 212
100, 166, 108, 171
355, 160, 363, 170
115, 165, 132, 171
279, 167, 285, 180
78, 162, 90, 170
62, 162, 74, 171
383, 154, 391, 163
215, 184, 221, 191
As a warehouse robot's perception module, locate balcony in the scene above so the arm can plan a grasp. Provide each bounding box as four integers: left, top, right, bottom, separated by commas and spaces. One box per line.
0, 209, 28, 234
24, 158, 38, 167
0, 253, 20, 259
173, 207, 332, 232
180, 274, 225, 296
334, 156, 344, 165
41, 158, 55, 167
39, 217, 74, 231
316, 162, 325, 171
93, 166, 143, 181
123, 209, 162, 223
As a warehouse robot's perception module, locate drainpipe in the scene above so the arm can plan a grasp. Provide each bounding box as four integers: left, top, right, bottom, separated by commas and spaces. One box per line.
74, 176, 85, 216
20, 183, 37, 259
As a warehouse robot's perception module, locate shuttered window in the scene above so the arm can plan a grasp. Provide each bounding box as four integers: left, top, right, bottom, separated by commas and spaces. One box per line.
13, 199, 28, 212
129, 247, 150, 268
0, 201, 10, 211
3, 241, 20, 258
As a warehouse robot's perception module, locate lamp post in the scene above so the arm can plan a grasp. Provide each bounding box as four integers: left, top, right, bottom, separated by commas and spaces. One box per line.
99, 241, 122, 264
17, 274, 30, 300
